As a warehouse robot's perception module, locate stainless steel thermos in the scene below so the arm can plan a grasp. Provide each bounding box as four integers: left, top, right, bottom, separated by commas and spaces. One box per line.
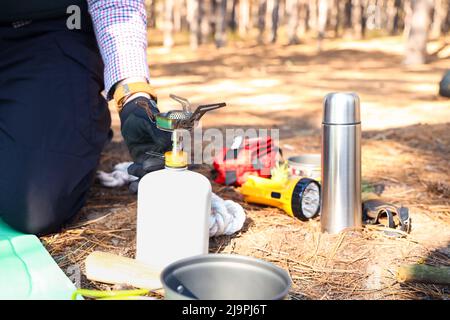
321, 93, 362, 234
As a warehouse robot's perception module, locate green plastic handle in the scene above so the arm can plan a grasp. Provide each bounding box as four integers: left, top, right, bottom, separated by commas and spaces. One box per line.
71, 288, 149, 300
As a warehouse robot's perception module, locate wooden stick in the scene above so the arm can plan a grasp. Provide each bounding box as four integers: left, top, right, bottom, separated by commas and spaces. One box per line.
85, 251, 162, 290
397, 264, 450, 285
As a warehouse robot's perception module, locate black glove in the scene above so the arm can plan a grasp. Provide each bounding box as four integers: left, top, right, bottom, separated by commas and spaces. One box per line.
120, 96, 172, 162
120, 96, 172, 192
127, 155, 166, 194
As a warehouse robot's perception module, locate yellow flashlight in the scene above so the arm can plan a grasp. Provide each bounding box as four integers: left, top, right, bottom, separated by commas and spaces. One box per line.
239, 175, 321, 221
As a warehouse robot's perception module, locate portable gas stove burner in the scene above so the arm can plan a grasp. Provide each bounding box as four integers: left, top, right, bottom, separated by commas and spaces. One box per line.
155, 94, 226, 132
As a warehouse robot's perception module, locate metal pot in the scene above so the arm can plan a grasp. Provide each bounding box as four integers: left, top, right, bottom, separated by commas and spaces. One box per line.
287, 154, 321, 181
161, 254, 291, 300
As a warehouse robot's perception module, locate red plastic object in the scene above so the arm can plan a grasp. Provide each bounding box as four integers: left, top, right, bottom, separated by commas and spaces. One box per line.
212, 136, 280, 186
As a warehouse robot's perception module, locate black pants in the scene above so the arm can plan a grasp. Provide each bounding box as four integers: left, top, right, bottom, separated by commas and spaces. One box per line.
0, 17, 111, 235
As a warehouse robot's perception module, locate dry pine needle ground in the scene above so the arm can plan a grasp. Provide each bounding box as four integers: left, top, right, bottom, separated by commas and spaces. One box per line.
42, 38, 449, 300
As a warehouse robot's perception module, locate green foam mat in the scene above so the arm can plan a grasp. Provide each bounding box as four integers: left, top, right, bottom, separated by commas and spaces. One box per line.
0, 219, 77, 299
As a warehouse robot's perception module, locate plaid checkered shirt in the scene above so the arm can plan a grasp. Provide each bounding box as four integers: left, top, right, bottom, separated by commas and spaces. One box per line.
88, 0, 150, 95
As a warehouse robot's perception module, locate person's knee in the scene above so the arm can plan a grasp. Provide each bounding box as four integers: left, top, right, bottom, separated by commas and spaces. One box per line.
1, 188, 70, 235
2, 208, 60, 236
0, 170, 93, 235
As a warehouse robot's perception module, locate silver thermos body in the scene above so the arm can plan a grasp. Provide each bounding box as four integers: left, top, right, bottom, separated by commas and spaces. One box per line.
321, 93, 362, 234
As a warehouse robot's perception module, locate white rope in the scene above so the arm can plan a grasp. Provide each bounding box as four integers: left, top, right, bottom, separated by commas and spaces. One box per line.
96, 162, 138, 187
97, 162, 246, 237
209, 193, 246, 237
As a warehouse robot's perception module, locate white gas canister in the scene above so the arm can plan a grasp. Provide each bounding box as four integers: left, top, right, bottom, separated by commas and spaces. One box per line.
136, 162, 211, 272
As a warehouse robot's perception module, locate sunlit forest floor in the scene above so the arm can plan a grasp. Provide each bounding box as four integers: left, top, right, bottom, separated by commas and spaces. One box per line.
43, 34, 450, 299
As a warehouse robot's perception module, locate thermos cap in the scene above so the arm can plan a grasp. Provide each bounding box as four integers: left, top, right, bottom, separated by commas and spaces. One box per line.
323, 93, 361, 125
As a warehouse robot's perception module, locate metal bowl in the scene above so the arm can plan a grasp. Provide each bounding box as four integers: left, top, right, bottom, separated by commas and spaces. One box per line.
161, 254, 291, 300
288, 154, 321, 181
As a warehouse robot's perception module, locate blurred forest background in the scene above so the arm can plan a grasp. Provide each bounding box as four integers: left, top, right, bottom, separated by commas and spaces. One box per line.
144, 0, 449, 64
45, 0, 450, 300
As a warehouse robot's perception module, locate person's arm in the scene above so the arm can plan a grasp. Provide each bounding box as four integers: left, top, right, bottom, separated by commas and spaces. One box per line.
87, 0, 172, 166
86, 0, 151, 99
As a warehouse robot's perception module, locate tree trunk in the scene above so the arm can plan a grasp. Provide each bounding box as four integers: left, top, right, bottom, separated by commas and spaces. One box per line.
164, 0, 175, 48
392, 0, 403, 34
239, 0, 251, 37
173, 0, 182, 32
444, 1, 450, 33
287, 0, 301, 44
430, 0, 444, 38
360, 0, 369, 37
404, 0, 433, 65
386, 0, 395, 33
188, 0, 202, 49
215, 0, 227, 47
344, 0, 352, 30
268, 0, 280, 42
299, 0, 309, 35
258, 0, 268, 43
308, 0, 318, 31
200, 0, 211, 43
279, 0, 286, 27
145, 0, 156, 28
333, 0, 341, 36
352, 0, 362, 37
228, 0, 238, 32
317, 0, 328, 39
365, 0, 374, 30
338, 0, 344, 37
